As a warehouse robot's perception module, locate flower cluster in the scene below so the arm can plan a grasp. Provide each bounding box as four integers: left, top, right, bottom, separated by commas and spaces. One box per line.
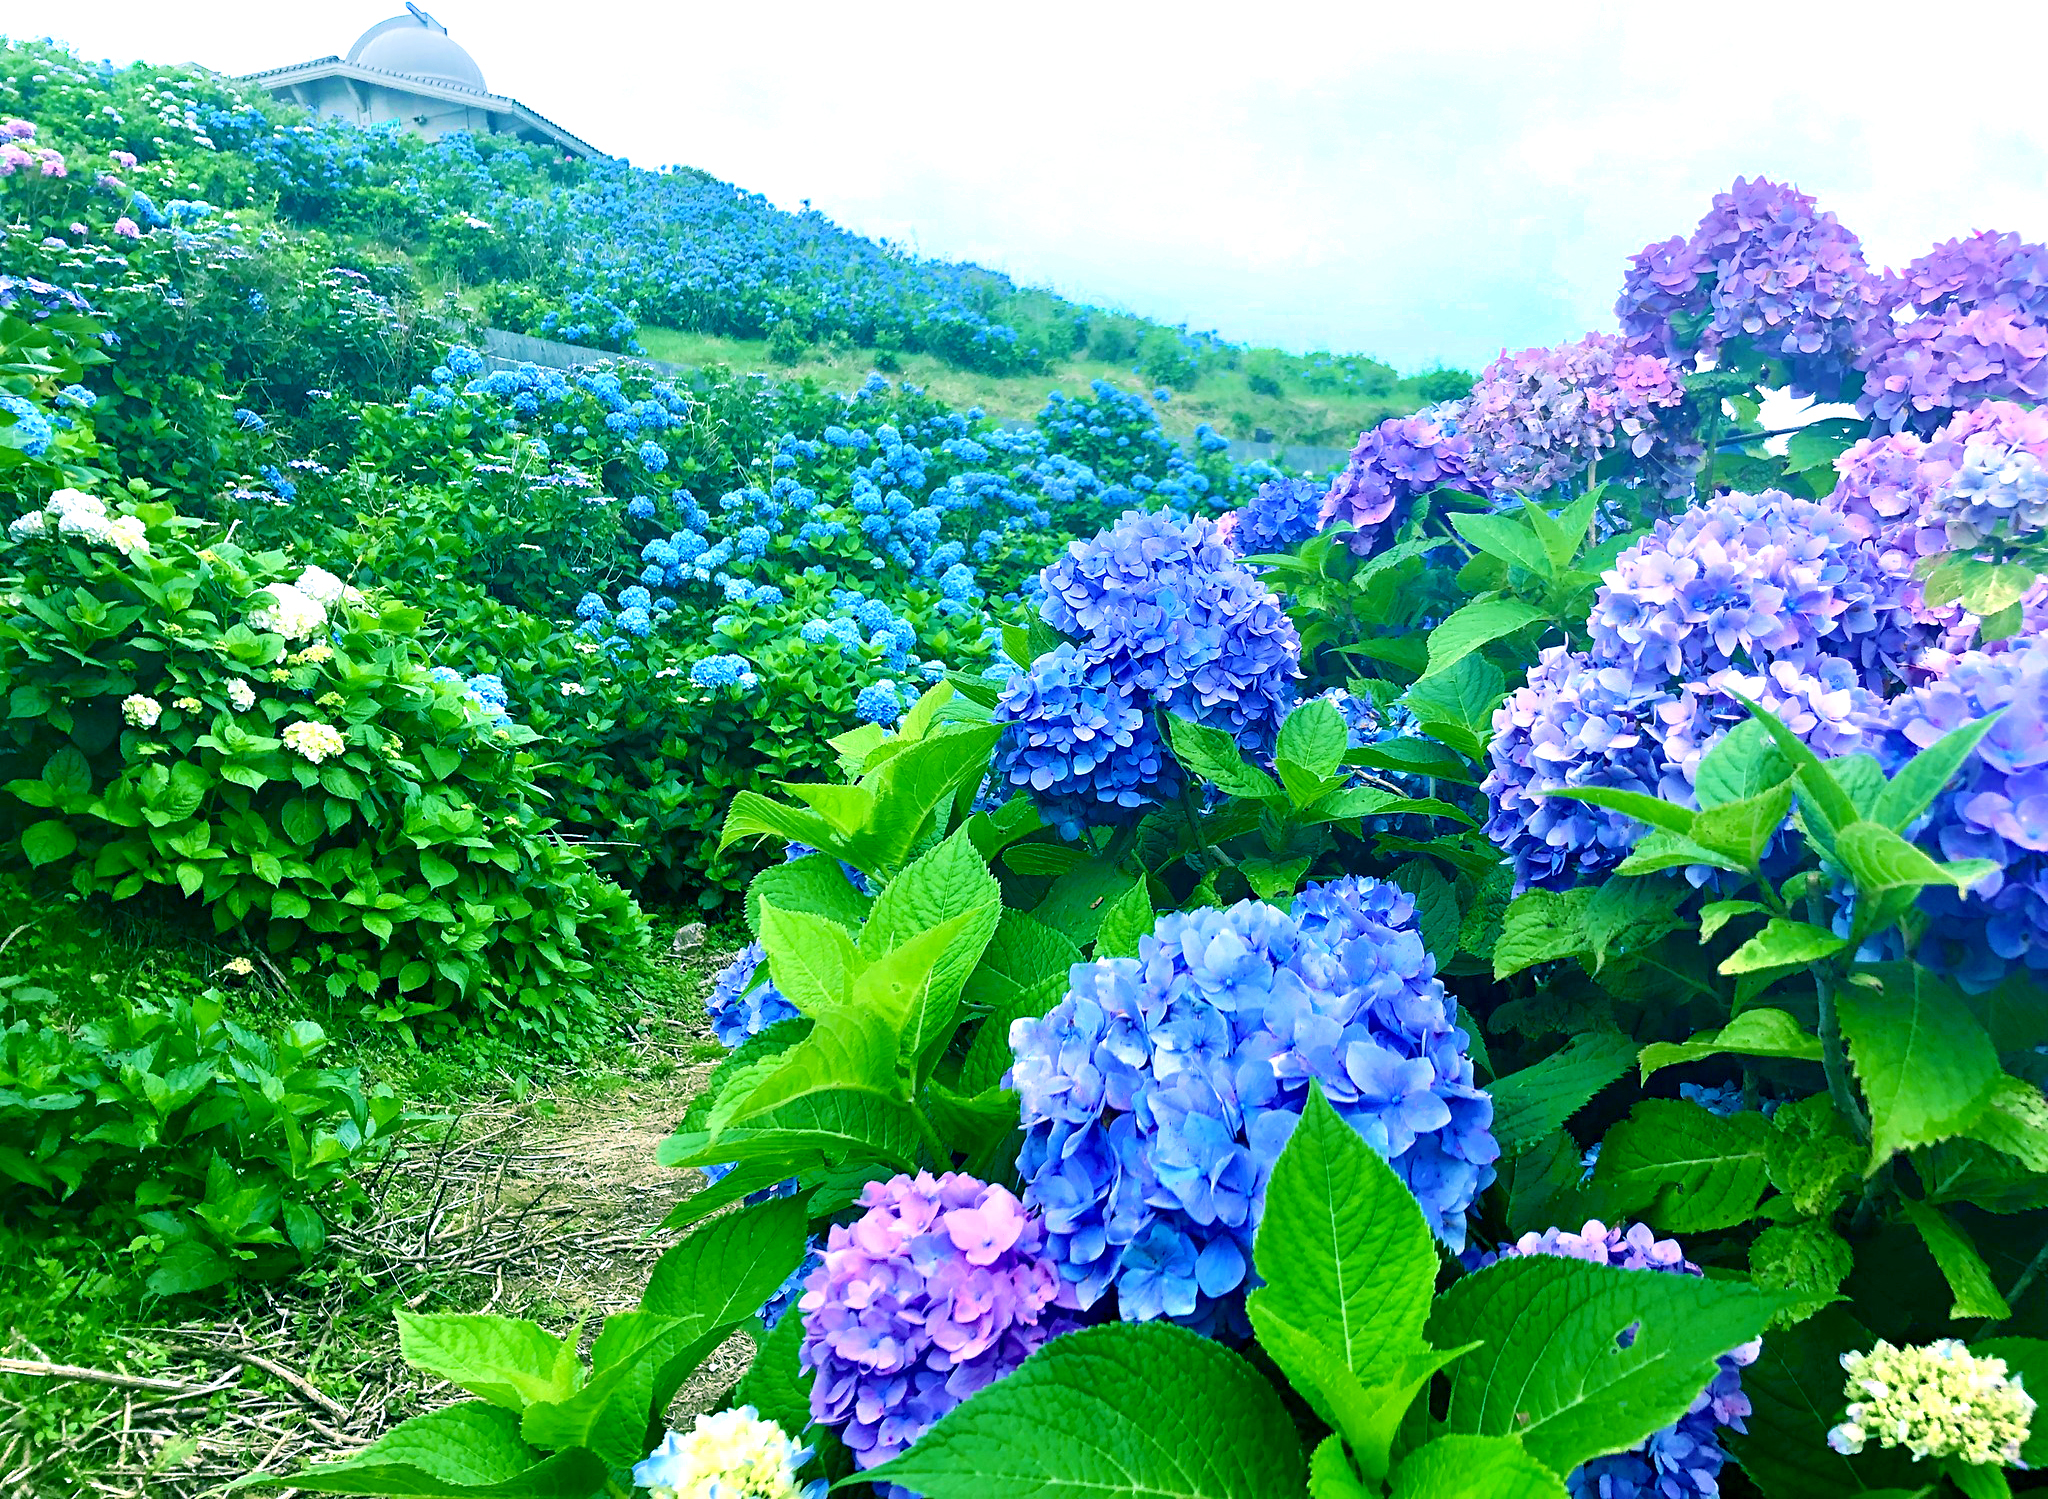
1009, 879, 1495, 1329
991, 644, 1179, 839
1320, 408, 1479, 555
1480, 1221, 1758, 1499
248, 581, 328, 642
1859, 230, 2048, 433
1037, 509, 1301, 752
799, 1172, 1073, 1483
1224, 475, 1325, 555
281, 720, 346, 764
1880, 638, 2048, 991
1461, 333, 1696, 501
1829, 1340, 2034, 1468
633, 1408, 824, 1499
8, 489, 148, 556
705, 941, 800, 1049
1617, 176, 1880, 400
121, 693, 161, 729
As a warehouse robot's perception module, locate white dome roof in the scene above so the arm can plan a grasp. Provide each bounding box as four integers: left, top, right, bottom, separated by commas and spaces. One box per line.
347, 10, 486, 93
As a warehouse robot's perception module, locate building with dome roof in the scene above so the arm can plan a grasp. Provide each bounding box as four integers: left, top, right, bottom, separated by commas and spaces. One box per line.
242, 6, 602, 159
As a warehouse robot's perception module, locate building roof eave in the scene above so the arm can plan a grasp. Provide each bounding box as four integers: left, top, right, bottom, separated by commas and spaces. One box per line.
237, 57, 606, 160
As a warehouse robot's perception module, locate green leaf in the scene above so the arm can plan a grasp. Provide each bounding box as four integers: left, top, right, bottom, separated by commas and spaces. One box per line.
1249, 1084, 1437, 1383
1638, 1008, 1822, 1081
1693, 719, 1792, 808
1719, 919, 1847, 976
853, 910, 986, 1075
721, 789, 839, 856
1093, 879, 1154, 960
756, 902, 861, 1019
1765, 1096, 1866, 1218
1898, 1197, 2010, 1319
1421, 598, 1549, 680
639, 1196, 807, 1405
1450, 510, 1553, 576
1873, 711, 2005, 832
746, 853, 870, 940
1689, 780, 1794, 870
1308, 1435, 1375, 1499
1278, 694, 1351, 787
724, 1009, 915, 1142
1170, 715, 1282, 800
1697, 899, 1767, 941
1962, 1075, 2048, 1171
1428, 1255, 1790, 1477
1402, 655, 1506, 762
1488, 1032, 1638, 1157
860, 830, 1001, 1067
394, 1314, 580, 1412
1835, 820, 1995, 896
1541, 785, 1696, 837
855, 1322, 1304, 1499
1749, 1219, 1855, 1327
1724, 689, 1858, 835
1837, 965, 2000, 1169
282, 1402, 606, 1497
1591, 1099, 1770, 1232
21, 820, 76, 867
1726, 1307, 1924, 1495
732, 1297, 813, 1439
1389, 1435, 1568, 1499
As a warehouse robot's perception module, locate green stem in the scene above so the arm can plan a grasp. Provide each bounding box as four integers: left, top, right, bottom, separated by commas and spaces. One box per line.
1977, 1236, 2048, 1337
1813, 964, 1870, 1142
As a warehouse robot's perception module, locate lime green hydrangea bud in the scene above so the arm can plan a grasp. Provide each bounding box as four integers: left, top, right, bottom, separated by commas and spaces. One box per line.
1828, 1339, 2034, 1467
632, 1406, 822, 1499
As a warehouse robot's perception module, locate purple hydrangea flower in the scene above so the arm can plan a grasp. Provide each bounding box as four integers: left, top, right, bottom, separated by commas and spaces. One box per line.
1858, 231, 2048, 433
1008, 880, 1496, 1330
1462, 333, 1699, 501
1224, 475, 1325, 554
1038, 509, 1301, 753
1321, 410, 1481, 556
706, 942, 800, 1049
1586, 489, 1907, 685
991, 643, 1181, 838
799, 1172, 1075, 1486
1880, 638, 2048, 990
1475, 1220, 1759, 1499
1618, 176, 1880, 401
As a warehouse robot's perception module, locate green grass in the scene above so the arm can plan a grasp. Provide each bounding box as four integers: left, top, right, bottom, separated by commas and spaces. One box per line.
631, 326, 1411, 453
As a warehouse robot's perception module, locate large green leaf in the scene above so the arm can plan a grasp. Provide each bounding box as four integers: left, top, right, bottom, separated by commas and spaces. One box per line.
732, 1298, 813, 1440
856, 1323, 1304, 1499
1873, 711, 2005, 832
1277, 693, 1351, 784
1836, 965, 1999, 1169
851, 724, 1006, 875
1427, 1255, 1789, 1477
1688, 781, 1794, 871
1421, 598, 1548, 680
638, 1196, 808, 1410
860, 828, 1002, 1045
394, 1315, 580, 1412
1590, 1099, 1770, 1232
520, 1311, 680, 1466
1389, 1435, 1568, 1499
727, 1005, 906, 1124
1092, 878, 1154, 961
1834, 821, 1994, 897
282, 1401, 606, 1497
1898, 1198, 2010, 1319
1488, 1032, 1638, 1157
1719, 919, 1847, 976
1450, 510, 1553, 576
1248, 1085, 1437, 1382
1170, 715, 1282, 800
853, 909, 988, 1077
745, 853, 870, 939
1692, 719, 1792, 808
1638, 1009, 1822, 1082
1402, 655, 1506, 762
755, 902, 859, 1019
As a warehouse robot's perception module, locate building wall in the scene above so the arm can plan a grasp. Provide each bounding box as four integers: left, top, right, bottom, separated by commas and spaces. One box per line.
272, 77, 535, 148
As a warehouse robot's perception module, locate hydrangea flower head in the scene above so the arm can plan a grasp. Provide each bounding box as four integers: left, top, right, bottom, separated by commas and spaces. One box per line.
1226, 476, 1324, 554
1859, 230, 2048, 432
633, 1407, 824, 1499
799, 1172, 1072, 1483
294, 565, 346, 607
706, 942, 800, 1048
281, 720, 347, 764
1480, 1221, 1758, 1499
1829, 1340, 2034, 1467
1880, 637, 2048, 990
1618, 176, 1880, 401
991, 643, 1179, 838
1037, 509, 1299, 752
1009, 879, 1495, 1328
121, 694, 162, 729
855, 679, 903, 726
1462, 333, 1698, 501
1321, 411, 1479, 555
248, 582, 328, 642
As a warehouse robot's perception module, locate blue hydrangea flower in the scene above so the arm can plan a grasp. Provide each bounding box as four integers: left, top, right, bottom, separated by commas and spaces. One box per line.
638, 440, 668, 472
625, 495, 657, 521
1225, 476, 1324, 555
992, 644, 1180, 839
706, 941, 801, 1048
691, 653, 758, 691
1009, 879, 1496, 1330
854, 680, 903, 726
0, 394, 55, 459
1321, 410, 1478, 556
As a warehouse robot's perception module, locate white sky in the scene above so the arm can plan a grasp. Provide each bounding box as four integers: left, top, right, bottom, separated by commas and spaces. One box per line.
13, 1, 2048, 371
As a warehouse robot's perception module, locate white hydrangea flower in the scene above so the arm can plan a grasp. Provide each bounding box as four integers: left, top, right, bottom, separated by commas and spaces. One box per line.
227, 678, 256, 712
121, 694, 162, 729
248, 581, 327, 642
7, 510, 46, 541
294, 564, 346, 606
104, 514, 150, 557
632, 1408, 820, 1499
281, 719, 347, 764
1829, 1339, 2035, 1467
48, 488, 111, 544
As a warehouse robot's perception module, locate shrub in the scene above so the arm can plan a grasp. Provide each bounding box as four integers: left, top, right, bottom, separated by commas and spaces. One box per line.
767, 319, 809, 366
0, 974, 408, 1295
0, 488, 644, 1037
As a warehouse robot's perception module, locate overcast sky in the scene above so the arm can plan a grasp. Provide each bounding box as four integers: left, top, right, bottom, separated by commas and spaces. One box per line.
13, 2, 2048, 371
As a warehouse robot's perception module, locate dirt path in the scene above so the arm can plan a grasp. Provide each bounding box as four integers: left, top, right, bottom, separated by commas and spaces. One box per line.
6, 954, 754, 1498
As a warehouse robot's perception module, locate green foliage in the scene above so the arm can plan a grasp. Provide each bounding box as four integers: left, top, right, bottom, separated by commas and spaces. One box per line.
0, 495, 644, 1037
0, 976, 407, 1295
